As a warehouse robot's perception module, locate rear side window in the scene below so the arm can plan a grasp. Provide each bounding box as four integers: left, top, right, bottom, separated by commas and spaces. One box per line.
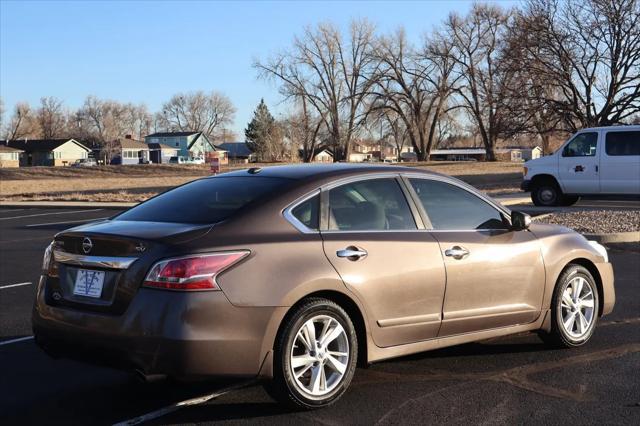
605, 131, 640, 156
562, 133, 598, 157
328, 178, 416, 231
291, 194, 320, 230
115, 177, 290, 224
409, 179, 507, 230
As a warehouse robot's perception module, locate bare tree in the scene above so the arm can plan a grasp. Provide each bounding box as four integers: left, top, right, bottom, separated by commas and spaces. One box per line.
256, 19, 378, 161
158, 91, 236, 138
369, 29, 456, 160
284, 96, 326, 162
512, 0, 640, 131
5, 102, 37, 140
444, 4, 513, 160
37, 97, 67, 139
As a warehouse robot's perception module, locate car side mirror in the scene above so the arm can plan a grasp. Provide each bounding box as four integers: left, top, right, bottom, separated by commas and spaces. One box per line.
511, 211, 531, 231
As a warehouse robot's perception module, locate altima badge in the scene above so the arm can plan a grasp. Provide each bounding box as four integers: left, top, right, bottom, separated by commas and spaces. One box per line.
82, 237, 93, 254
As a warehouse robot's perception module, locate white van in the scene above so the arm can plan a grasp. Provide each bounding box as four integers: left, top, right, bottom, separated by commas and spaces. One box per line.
522, 125, 640, 206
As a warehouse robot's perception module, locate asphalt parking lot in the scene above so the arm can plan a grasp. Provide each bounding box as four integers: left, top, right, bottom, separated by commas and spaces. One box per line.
1, 206, 639, 425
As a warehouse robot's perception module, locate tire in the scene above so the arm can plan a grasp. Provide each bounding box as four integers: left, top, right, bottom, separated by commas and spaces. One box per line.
265, 298, 358, 409
539, 265, 600, 348
531, 180, 562, 206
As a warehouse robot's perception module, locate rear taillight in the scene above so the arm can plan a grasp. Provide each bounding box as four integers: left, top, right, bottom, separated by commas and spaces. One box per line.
42, 241, 59, 278
143, 251, 249, 291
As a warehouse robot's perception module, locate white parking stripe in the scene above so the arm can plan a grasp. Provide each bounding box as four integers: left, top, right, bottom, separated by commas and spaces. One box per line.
26, 217, 111, 227
0, 336, 34, 346
0, 282, 32, 290
0, 209, 103, 221
112, 380, 256, 426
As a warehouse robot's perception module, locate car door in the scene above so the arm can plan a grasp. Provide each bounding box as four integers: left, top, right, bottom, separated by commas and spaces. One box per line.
558, 131, 600, 194
599, 130, 640, 194
406, 177, 545, 337
320, 176, 447, 348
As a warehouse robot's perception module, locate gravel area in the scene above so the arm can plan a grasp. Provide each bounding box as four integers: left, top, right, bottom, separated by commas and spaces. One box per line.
535, 210, 640, 234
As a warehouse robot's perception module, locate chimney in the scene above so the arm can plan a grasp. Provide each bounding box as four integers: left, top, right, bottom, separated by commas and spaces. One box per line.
125, 134, 132, 139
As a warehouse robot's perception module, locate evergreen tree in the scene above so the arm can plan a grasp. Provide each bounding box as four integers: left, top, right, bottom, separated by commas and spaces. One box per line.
245, 99, 282, 161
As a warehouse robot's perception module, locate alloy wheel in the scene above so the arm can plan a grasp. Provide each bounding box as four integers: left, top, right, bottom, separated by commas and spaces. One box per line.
560, 276, 596, 338
290, 315, 350, 397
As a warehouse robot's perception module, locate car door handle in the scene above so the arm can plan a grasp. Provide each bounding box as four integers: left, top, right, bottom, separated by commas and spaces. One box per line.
444, 246, 469, 260
337, 247, 368, 261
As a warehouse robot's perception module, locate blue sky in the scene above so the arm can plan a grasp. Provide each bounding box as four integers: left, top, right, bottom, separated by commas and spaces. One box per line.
1, 0, 517, 135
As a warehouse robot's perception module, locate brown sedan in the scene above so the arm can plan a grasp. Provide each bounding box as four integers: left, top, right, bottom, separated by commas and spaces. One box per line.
33, 164, 615, 408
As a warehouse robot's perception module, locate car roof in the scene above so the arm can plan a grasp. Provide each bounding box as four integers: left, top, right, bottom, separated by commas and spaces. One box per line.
218, 163, 438, 181
577, 125, 640, 132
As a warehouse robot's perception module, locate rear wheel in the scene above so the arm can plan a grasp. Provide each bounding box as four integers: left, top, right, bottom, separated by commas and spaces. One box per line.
265, 298, 358, 409
540, 265, 599, 348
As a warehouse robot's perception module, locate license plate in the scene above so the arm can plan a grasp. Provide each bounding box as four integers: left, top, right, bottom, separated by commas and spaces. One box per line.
73, 269, 105, 298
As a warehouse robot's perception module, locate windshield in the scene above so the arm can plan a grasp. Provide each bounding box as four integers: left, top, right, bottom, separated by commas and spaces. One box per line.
114, 176, 291, 224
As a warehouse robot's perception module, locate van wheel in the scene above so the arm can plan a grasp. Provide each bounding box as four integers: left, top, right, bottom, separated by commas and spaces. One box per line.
531, 181, 562, 206
539, 265, 599, 348
265, 298, 358, 409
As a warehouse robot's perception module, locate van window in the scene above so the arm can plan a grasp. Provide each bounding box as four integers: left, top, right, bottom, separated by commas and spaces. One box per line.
605, 131, 640, 156
562, 133, 598, 157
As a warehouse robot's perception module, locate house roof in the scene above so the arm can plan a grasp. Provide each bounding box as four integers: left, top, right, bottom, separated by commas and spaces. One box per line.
0, 144, 23, 153
146, 131, 201, 138
6, 138, 90, 153
117, 138, 149, 150
147, 142, 179, 151
218, 142, 253, 157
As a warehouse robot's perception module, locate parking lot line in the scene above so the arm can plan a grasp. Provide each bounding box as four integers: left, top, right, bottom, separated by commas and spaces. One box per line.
112, 379, 257, 426
26, 217, 111, 228
0, 336, 34, 346
0, 282, 32, 290
0, 209, 103, 221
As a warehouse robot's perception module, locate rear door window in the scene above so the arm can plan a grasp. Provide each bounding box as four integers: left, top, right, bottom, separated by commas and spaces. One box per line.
409, 179, 507, 230
327, 178, 416, 231
605, 131, 640, 156
115, 177, 290, 224
291, 194, 320, 230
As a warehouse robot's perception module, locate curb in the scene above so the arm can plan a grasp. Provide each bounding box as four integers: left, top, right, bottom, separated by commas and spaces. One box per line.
583, 231, 640, 244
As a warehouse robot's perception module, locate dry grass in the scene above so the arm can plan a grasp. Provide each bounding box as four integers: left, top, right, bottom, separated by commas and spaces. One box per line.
0, 161, 524, 202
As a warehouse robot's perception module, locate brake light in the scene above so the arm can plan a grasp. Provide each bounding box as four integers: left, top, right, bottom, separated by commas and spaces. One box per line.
42, 241, 59, 277
143, 251, 249, 291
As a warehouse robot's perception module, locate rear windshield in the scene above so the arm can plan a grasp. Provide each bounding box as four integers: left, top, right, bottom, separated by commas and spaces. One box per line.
114, 176, 290, 224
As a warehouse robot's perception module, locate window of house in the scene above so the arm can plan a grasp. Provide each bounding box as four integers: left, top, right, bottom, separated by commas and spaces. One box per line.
562, 133, 598, 157
328, 178, 416, 231
409, 179, 508, 230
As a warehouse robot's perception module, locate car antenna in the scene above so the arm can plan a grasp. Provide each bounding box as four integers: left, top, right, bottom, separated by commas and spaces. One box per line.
248, 167, 262, 174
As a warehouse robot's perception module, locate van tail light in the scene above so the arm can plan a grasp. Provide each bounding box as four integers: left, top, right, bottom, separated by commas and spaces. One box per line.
143, 251, 249, 291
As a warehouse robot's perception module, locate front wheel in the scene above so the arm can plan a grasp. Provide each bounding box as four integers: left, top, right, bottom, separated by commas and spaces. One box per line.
531, 181, 562, 206
539, 265, 599, 348
265, 298, 358, 409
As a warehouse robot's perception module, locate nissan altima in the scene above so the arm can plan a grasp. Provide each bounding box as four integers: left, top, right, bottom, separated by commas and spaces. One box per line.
32, 164, 615, 408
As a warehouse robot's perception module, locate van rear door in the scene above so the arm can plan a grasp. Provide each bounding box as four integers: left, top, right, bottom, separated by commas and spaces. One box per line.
557, 131, 600, 194
599, 130, 640, 194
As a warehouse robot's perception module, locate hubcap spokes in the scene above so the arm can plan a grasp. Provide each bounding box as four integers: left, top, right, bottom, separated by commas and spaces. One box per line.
560, 277, 595, 338
290, 315, 349, 397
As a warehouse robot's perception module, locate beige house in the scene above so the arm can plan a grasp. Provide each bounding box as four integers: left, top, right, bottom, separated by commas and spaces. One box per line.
312, 149, 334, 163
0, 145, 23, 168
7, 138, 91, 166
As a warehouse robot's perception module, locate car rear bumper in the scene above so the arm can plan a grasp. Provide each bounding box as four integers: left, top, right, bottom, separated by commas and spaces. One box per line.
32, 275, 286, 379
596, 262, 615, 316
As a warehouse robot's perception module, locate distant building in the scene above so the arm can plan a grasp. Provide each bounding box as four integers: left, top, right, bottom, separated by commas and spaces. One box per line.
299, 147, 334, 163
110, 136, 151, 165
6, 138, 91, 166
147, 142, 180, 164
218, 142, 255, 163
145, 131, 219, 161
0, 144, 23, 168
429, 146, 543, 162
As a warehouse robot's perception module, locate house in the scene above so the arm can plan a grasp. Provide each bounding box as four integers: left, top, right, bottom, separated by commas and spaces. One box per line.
147, 142, 180, 164
145, 131, 219, 161
299, 147, 334, 163
218, 142, 255, 163
7, 138, 91, 166
429, 146, 543, 162
0, 144, 23, 168
504, 146, 543, 161
110, 136, 150, 165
